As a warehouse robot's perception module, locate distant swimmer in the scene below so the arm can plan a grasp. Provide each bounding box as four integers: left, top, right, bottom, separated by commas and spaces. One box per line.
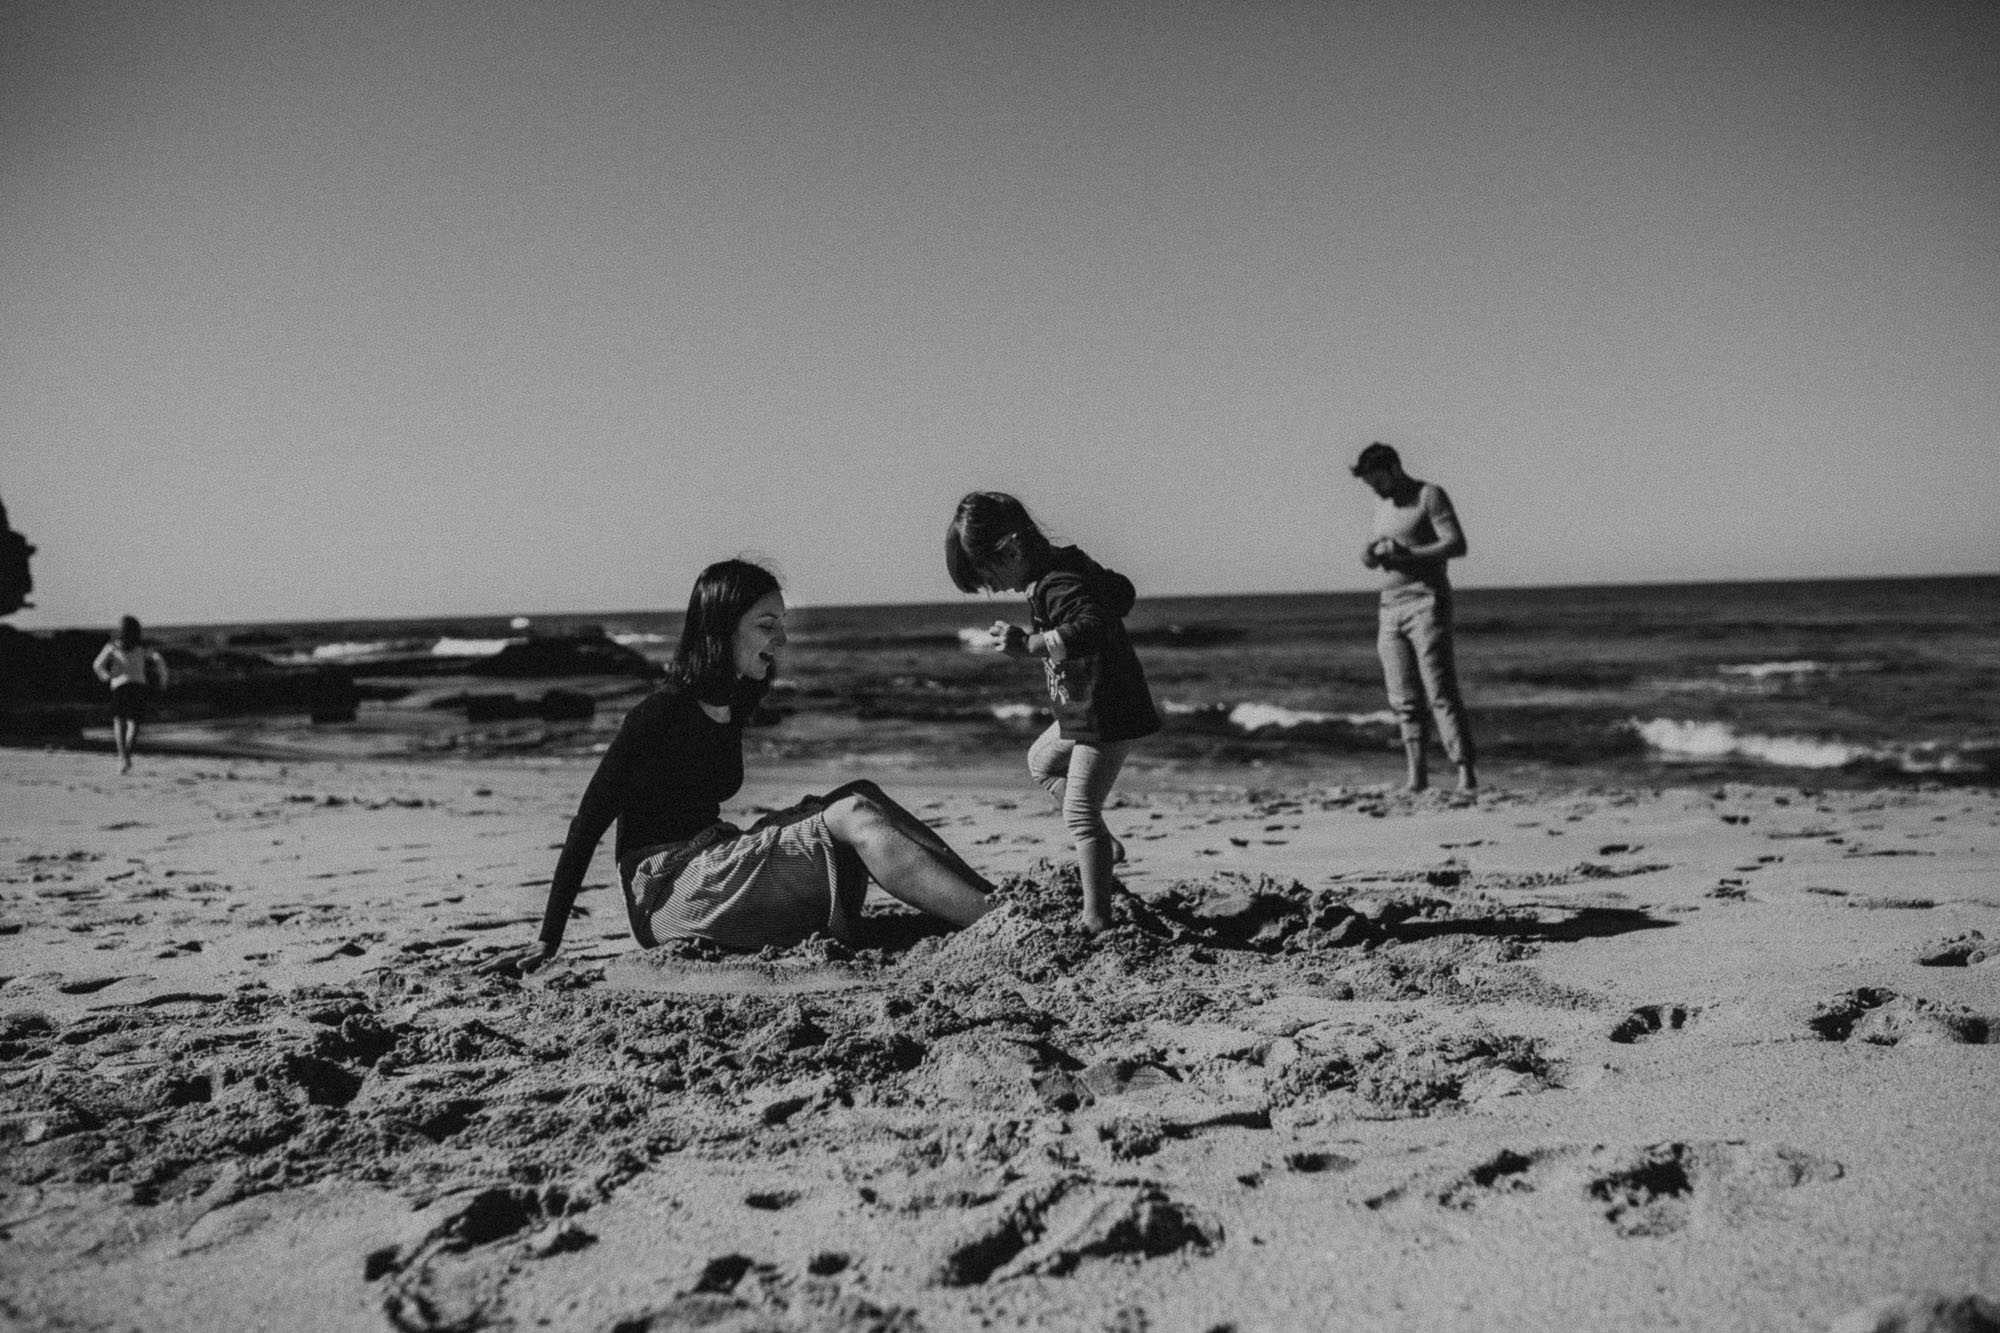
1352, 442, 1477, 792
93, 616, 170, 774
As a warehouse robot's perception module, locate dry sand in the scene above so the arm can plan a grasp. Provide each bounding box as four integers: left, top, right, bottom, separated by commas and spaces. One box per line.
2, 748, 1996, 1332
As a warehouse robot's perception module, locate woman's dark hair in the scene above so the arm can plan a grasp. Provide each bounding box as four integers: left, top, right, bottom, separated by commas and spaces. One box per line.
668, 559, 782, 706
945, 492, 1054, 594
118, 615, 142, 648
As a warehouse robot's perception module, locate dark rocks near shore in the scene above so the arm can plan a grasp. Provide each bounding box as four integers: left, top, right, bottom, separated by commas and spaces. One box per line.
463, 631, 656, 680
0, 622, 643, 745
0, 625, 365, 739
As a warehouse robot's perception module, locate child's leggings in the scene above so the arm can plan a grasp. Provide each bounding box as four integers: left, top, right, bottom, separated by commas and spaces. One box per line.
1027, 723, 1132, 859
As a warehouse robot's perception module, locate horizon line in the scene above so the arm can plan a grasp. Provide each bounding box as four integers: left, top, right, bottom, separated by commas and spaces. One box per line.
12, 569, 1998, 636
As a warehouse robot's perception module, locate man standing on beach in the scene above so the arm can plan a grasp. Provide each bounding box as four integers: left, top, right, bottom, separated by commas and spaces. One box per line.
1353, 442, 1477, 791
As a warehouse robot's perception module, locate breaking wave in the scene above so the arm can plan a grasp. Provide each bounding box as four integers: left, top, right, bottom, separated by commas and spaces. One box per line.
288, 640, 413, 663
430, 637, 518, 657
1632, 718, 1997, 775
1716, 660, 1828, 680
1160, 700, 1399, 732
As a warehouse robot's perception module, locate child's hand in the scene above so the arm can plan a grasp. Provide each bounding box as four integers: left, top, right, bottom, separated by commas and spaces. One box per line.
989, 621, 1030, 657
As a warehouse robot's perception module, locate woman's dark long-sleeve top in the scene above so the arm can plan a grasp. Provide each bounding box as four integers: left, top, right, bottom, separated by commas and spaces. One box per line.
1029, 545, 1162, 744
537, 686, 743, 949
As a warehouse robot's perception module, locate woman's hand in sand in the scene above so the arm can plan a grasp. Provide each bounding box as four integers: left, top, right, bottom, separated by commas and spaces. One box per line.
477, 941, 557, 978
989, 621, 1031, 657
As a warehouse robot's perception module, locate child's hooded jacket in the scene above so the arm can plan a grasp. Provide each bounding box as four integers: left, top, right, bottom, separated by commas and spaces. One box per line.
1028, 546, 1161, 744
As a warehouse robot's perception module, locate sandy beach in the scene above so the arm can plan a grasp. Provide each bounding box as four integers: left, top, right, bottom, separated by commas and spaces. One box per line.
2, 748, 1995, 1332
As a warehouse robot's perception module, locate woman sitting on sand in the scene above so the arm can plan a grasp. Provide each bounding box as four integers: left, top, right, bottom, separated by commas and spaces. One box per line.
487, 559, 994, 975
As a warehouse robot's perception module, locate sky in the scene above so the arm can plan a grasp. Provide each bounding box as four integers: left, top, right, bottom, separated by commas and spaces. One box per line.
3, 0, 1996, 628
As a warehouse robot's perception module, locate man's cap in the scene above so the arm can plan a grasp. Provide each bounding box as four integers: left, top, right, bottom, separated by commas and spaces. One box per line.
1351, 441, 1400, 476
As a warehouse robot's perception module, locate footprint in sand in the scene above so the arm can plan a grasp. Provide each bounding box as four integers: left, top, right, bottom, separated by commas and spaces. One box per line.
55, 975, 124, 995
1372, 1140, 1842, 1234
1919, 931, 1993, 967
1283, 1149, 1357, 1175
1584, 1141, 1843, 1238
606, 1255, 900, 1331
928, 1177, 1222, 1285
1609, 1004, 1700, 1044
1809, 988, 1993, 1045
1436, 1147, 1550, 1210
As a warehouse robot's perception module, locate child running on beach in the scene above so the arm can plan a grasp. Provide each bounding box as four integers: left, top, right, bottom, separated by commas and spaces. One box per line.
946, 493, 1161, 935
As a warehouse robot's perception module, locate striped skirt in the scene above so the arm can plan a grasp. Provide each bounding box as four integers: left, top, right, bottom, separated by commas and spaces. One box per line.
619, 798, 858, 950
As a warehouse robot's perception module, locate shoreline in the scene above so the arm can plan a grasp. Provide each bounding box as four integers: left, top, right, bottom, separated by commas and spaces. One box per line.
19, 720, 1994, 802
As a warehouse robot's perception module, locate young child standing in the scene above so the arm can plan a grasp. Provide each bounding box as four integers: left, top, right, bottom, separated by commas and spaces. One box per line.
946, 492, 1161, 934
92, 615, 169, 774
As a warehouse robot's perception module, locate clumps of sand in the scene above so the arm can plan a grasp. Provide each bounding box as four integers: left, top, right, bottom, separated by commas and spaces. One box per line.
1918, 931, 1994, 968
0, 860, 1583, 1233
1367, 1138, 1846, 1240
1808, 988, 1994, 1046
1266, 1019, 1558, 1123
922, 1175, 1222, 1286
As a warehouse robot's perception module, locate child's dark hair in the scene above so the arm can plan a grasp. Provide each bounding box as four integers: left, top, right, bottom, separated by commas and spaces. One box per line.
669, 558, 781, 707
945, 492, 1054, 594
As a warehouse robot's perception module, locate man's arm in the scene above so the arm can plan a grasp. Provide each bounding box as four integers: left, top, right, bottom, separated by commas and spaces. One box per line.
1387, 485, 1467, 565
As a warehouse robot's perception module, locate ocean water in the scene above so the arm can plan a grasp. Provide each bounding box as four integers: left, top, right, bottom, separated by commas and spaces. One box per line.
176, 575, 2000, 786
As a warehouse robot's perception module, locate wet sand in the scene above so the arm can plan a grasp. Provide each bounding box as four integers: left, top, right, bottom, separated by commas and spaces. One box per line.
2, 749, 1996, 1332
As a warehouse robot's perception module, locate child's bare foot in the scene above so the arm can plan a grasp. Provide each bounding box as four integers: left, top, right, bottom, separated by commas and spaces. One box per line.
1109, 834, 1126, 865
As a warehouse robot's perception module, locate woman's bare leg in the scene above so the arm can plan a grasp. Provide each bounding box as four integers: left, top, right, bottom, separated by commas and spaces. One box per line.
820, 788, 992, 927
820, 780, 989, 887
